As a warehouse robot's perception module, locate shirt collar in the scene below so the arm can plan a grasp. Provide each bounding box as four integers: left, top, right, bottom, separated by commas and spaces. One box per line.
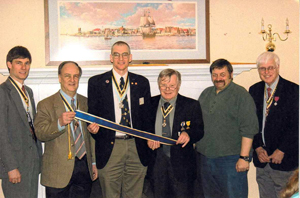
60, 89, 77, 104
265, 75, 279, 90
160, 95, 177, 107
10, 76, 24, 89
112, 69, 128, 83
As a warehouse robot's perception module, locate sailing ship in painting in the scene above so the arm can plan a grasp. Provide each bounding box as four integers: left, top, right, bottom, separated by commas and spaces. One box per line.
139, 9, 156, 38
104, 28, 112, 40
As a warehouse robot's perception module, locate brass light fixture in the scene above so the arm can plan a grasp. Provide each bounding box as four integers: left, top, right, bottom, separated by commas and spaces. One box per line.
260, 18, 291, 52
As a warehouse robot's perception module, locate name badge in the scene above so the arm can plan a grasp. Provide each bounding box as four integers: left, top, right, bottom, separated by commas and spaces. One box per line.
139, 97, 144, 105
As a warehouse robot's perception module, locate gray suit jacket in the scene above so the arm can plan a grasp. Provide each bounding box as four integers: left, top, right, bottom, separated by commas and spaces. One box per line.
0, 78, 42, 178
34, 91, 95, 188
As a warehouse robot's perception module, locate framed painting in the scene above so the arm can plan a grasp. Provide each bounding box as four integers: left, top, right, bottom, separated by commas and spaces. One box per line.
44, 0, 210, 65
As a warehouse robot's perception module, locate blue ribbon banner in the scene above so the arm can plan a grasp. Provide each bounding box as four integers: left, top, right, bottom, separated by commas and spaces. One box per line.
75, 110, 176, 145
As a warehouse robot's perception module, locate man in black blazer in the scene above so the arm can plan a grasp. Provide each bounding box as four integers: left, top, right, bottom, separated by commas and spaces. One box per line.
0, 46, 42, 198
147, 69, 204, 198
249, 52, 299, 198
87, 41, 153, 198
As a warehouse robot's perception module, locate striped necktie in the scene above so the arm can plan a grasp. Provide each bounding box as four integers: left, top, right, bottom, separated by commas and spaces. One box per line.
71, 98, 86, 159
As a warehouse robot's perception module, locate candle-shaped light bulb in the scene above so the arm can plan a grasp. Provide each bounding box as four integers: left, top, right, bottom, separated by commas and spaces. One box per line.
286, 18, 289, 31
261, 18, 265, 31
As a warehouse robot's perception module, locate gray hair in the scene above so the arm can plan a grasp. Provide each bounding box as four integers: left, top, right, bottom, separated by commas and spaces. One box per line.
111, 41, 131, 54
256, 52, 280, 68
157, 68, 181, 86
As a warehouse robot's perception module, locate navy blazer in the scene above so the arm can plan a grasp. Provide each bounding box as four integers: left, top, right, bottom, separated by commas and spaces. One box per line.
249, 76, 299, 171
88, 70, 153, 169
150, 94, 204, 181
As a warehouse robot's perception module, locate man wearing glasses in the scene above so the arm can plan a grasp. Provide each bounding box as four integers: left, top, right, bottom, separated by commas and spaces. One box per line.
249, 52, 299, 198
147, 69, 204, 198
87, 41, 153, 198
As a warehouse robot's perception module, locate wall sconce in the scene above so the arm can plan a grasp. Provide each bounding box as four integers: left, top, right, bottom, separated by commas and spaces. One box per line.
260, 18, 291, 52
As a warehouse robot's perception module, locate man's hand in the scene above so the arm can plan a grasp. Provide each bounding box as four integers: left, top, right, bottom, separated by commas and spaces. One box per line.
87, 123, 100, 134
236, 159, 249, 172
58, 112, 76, 126
176, 132, 190, 148
8, 169, 21, 184
147, 140, 160, 150
255, 147, 270, 163
269, 149, 284, 164
92, 164, 98, 181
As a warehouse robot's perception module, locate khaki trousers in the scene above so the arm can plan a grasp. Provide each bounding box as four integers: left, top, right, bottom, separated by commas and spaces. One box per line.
98, 139, 147, 198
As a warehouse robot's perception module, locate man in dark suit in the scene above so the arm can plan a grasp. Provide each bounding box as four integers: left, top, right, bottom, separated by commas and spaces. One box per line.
34, 61, 98, 198
249, 52, 299, 198
88, 41, 153, 198
0, 46, 42, 198
147, 69, 204, 198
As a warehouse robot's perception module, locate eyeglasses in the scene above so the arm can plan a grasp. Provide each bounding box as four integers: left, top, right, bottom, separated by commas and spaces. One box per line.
112, 52, 130, 59
258, 66, 276, 73
159, 84, 177, 91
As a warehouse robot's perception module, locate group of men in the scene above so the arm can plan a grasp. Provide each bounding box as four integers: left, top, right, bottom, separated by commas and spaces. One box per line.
0, 42, 298, 198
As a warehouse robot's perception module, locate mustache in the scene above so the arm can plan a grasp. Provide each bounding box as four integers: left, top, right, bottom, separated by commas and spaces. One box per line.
214, 80, 225, 84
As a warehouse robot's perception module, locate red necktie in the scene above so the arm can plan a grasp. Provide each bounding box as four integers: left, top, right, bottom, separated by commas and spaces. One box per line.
267, 87, 272, 99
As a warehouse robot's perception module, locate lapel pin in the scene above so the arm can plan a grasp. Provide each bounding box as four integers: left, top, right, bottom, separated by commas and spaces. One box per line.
105, 80, 109, 83
274, 96, 279, 106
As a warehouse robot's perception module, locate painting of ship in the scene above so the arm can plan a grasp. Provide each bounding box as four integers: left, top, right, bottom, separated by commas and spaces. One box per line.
104, 28, 112, 40
139, 9, 156, 38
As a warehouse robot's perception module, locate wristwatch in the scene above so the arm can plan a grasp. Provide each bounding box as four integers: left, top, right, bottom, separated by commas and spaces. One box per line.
239, 156, 250, 162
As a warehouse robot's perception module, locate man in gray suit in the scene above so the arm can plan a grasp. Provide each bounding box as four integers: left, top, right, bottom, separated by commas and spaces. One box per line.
0, 46, 42, 198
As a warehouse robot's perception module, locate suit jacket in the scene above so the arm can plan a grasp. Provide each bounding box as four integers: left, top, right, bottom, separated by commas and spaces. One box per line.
0, 78, 42, 178
88, 70, 153, 169
150, 94, 204, 181
249, 76, 299, 171
34, 91, 95, 188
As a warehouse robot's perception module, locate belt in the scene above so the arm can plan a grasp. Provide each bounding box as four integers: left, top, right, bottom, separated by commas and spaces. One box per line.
115, 134, 134, 140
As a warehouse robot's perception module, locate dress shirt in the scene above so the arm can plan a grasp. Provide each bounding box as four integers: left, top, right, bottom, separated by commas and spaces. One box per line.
112, 69, 132, 136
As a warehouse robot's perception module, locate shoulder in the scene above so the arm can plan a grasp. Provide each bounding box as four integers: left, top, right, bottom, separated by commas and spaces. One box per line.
129, 72, 149, 83
178, 94, 198, 104
88, 71, 111, 84
280, 77, 299, 90
38, 92, 59, 106
249, 81, 264, 91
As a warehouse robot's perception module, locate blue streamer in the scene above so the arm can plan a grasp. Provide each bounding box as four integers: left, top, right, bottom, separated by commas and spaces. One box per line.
75, 110, 176, 145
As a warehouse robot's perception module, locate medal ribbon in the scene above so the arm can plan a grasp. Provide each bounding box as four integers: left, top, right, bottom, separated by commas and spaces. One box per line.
161, 104, 174, 120
59, 93, 79, 160
75, 110, 177, 145
265, 82, 278, 116
9, 77, 29, 110
112, 74, 129, 103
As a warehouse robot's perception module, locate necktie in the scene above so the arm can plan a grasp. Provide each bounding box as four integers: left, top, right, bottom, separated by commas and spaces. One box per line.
119, 77, 131, 127
162, 102, 171, 157
71, 98, 86, 159
22, 85, 37, 142
267, 87, 272, 99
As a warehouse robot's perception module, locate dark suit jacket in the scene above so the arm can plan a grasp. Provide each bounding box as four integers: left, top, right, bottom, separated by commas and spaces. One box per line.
249, 76, 299, 171
150, 94, 204, 181
88, 70, 153, 169
34, 92, 95, 188
0, 79, 42, 178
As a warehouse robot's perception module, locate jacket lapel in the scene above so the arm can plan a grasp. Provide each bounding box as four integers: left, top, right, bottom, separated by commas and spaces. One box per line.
6, 79, 30, 129
173, 94, 183, 138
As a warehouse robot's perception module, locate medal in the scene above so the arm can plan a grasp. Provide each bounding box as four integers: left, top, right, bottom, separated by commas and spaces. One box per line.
119, 102, 124, 109
186, 121, 190, 129
181, 122, 185, 131
162, 120, 167, 127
